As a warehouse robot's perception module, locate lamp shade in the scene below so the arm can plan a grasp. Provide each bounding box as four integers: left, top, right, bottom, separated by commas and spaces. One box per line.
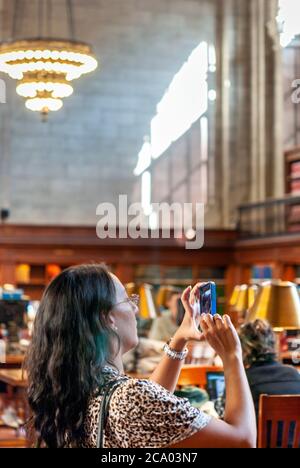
138, 284, 158, 320
229, 285, 241, 307
229, 284, 258, 312
247, 280, 300, 330
235, 284, 249, 312
155, 286, 176, 310
248, 285, 259, 310
235, 284, 258, 312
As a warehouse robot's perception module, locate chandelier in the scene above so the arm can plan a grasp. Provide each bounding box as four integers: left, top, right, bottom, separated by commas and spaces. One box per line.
0, 0, 98, 117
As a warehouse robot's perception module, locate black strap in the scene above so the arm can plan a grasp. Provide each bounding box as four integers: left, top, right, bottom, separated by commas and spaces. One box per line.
96, 378, 127, 448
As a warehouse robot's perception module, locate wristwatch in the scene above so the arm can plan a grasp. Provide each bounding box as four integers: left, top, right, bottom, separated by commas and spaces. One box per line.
163, 339, 188, 361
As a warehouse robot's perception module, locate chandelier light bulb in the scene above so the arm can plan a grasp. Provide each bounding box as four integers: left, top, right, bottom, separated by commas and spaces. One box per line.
25, 96, 63, 112
0, 39, 98, 115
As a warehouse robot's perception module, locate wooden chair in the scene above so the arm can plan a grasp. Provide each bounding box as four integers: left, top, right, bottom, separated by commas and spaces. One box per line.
258, 395, 300, 448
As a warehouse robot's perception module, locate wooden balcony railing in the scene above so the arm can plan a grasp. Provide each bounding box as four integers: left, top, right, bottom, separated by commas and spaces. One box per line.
237, 195, 300, 239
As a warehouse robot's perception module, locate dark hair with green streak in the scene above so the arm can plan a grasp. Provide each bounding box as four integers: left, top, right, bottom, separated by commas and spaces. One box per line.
25, 263, 119, 448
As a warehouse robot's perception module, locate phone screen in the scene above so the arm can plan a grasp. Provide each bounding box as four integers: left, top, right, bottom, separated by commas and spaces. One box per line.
199, 282, 217, 316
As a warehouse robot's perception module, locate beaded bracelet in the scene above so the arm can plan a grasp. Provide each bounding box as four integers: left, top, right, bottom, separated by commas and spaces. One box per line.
163, 339, 188, 361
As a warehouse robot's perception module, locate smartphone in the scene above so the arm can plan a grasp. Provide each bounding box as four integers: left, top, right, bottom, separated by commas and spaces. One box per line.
197, 282, 217, 316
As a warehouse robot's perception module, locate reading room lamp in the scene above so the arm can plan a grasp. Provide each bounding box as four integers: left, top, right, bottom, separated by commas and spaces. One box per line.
247, 280, 300, 331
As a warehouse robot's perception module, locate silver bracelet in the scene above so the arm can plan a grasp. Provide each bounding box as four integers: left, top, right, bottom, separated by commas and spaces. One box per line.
163, 340, 188, 361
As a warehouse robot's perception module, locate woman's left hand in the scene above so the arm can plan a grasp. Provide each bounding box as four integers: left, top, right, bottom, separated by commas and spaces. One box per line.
171, 285, 202, 349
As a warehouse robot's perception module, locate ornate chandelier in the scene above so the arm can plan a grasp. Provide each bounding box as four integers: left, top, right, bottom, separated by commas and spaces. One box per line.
0, 1, 98, 117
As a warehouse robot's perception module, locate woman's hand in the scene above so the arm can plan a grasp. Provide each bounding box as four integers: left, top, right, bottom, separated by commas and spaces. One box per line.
171, 286, 202, 350
199, 313, 242, 365
171, 283, 242, 366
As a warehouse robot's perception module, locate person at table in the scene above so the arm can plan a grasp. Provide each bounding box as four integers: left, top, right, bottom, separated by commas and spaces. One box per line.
148, 289, 181, 342
26, 266, 256, 448
239, 319, 300, 420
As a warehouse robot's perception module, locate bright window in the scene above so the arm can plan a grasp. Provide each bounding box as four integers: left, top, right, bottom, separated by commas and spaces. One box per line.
151, 42, 209, 160
278, 0, 300, 47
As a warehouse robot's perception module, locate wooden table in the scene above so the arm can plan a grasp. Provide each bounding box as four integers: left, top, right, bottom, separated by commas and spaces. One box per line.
0, 369, 27, 388
0, 355, 25, 370
128, 364, 224, 389
0, 365, 225, 390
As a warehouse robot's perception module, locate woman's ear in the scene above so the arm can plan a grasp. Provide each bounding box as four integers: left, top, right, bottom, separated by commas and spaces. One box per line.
108, 312, 118, 332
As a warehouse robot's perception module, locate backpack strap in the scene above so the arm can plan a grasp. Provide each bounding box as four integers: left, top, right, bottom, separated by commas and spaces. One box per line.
96, 377, 127, 448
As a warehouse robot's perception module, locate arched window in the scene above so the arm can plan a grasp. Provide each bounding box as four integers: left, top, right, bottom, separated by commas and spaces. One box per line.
134, 41, 216, 224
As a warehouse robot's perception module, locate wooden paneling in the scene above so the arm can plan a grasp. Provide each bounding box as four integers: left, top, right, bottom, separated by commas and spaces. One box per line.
0, 224, 300, 306
235, 234, 300, 264
0, 225, 237, 268
0, 262, 15, 285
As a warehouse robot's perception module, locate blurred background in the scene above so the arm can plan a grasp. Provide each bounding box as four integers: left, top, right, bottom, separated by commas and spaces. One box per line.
0, 0, 300, 448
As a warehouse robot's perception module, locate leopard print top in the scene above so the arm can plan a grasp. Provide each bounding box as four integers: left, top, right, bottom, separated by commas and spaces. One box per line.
79, 366, 211, 448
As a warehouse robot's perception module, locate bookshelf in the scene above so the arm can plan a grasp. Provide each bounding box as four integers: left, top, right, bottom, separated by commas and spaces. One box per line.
0, 225, 239, 307
251, 264, 273, 285
286, 147, 300, 194
134, 265, 226, 315
285, 147, 300, 231
15, 264, 72, 300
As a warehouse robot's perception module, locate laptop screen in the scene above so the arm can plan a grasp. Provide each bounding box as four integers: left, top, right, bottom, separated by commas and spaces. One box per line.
206, 371, 225, 400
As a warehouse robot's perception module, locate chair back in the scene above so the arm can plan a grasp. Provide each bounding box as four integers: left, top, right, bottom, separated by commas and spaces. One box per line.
258, 394, 300, 448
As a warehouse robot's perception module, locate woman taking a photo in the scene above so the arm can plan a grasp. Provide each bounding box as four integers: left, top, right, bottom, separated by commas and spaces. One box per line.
26, 264, 256, 448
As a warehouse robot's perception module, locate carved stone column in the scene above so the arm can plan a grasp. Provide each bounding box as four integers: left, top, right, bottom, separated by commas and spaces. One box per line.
215, 0, 283, 227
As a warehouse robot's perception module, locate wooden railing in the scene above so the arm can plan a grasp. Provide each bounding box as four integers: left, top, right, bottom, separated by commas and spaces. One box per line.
237, 195, 300, 239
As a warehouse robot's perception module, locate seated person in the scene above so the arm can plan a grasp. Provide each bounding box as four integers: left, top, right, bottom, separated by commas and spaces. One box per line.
123, 336, 165, 374
239, 319, 300, 420
149, 289, 181, 342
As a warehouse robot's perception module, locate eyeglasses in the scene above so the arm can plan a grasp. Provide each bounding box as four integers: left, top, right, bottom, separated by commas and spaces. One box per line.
114, 294, 139, 308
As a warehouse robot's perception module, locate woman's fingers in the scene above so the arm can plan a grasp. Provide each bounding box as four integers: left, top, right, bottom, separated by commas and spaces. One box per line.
199, 312, 241, 360
213, 314, 225, 331
199, 314, 209, 332
213, 314, 234, 341
223, 314, 241, 345
189, 291, 196, 308
203, 313, 215, 331
200, 314, 224, 351
223, 314, 234, 330
200, 314, 218, 339
190, 282, 206, 305
181, 286, 193, 314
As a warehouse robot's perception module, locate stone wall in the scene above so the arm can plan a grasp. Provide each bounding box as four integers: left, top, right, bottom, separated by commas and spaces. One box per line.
0, 0, 284, 229
0, 0, 214, 225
